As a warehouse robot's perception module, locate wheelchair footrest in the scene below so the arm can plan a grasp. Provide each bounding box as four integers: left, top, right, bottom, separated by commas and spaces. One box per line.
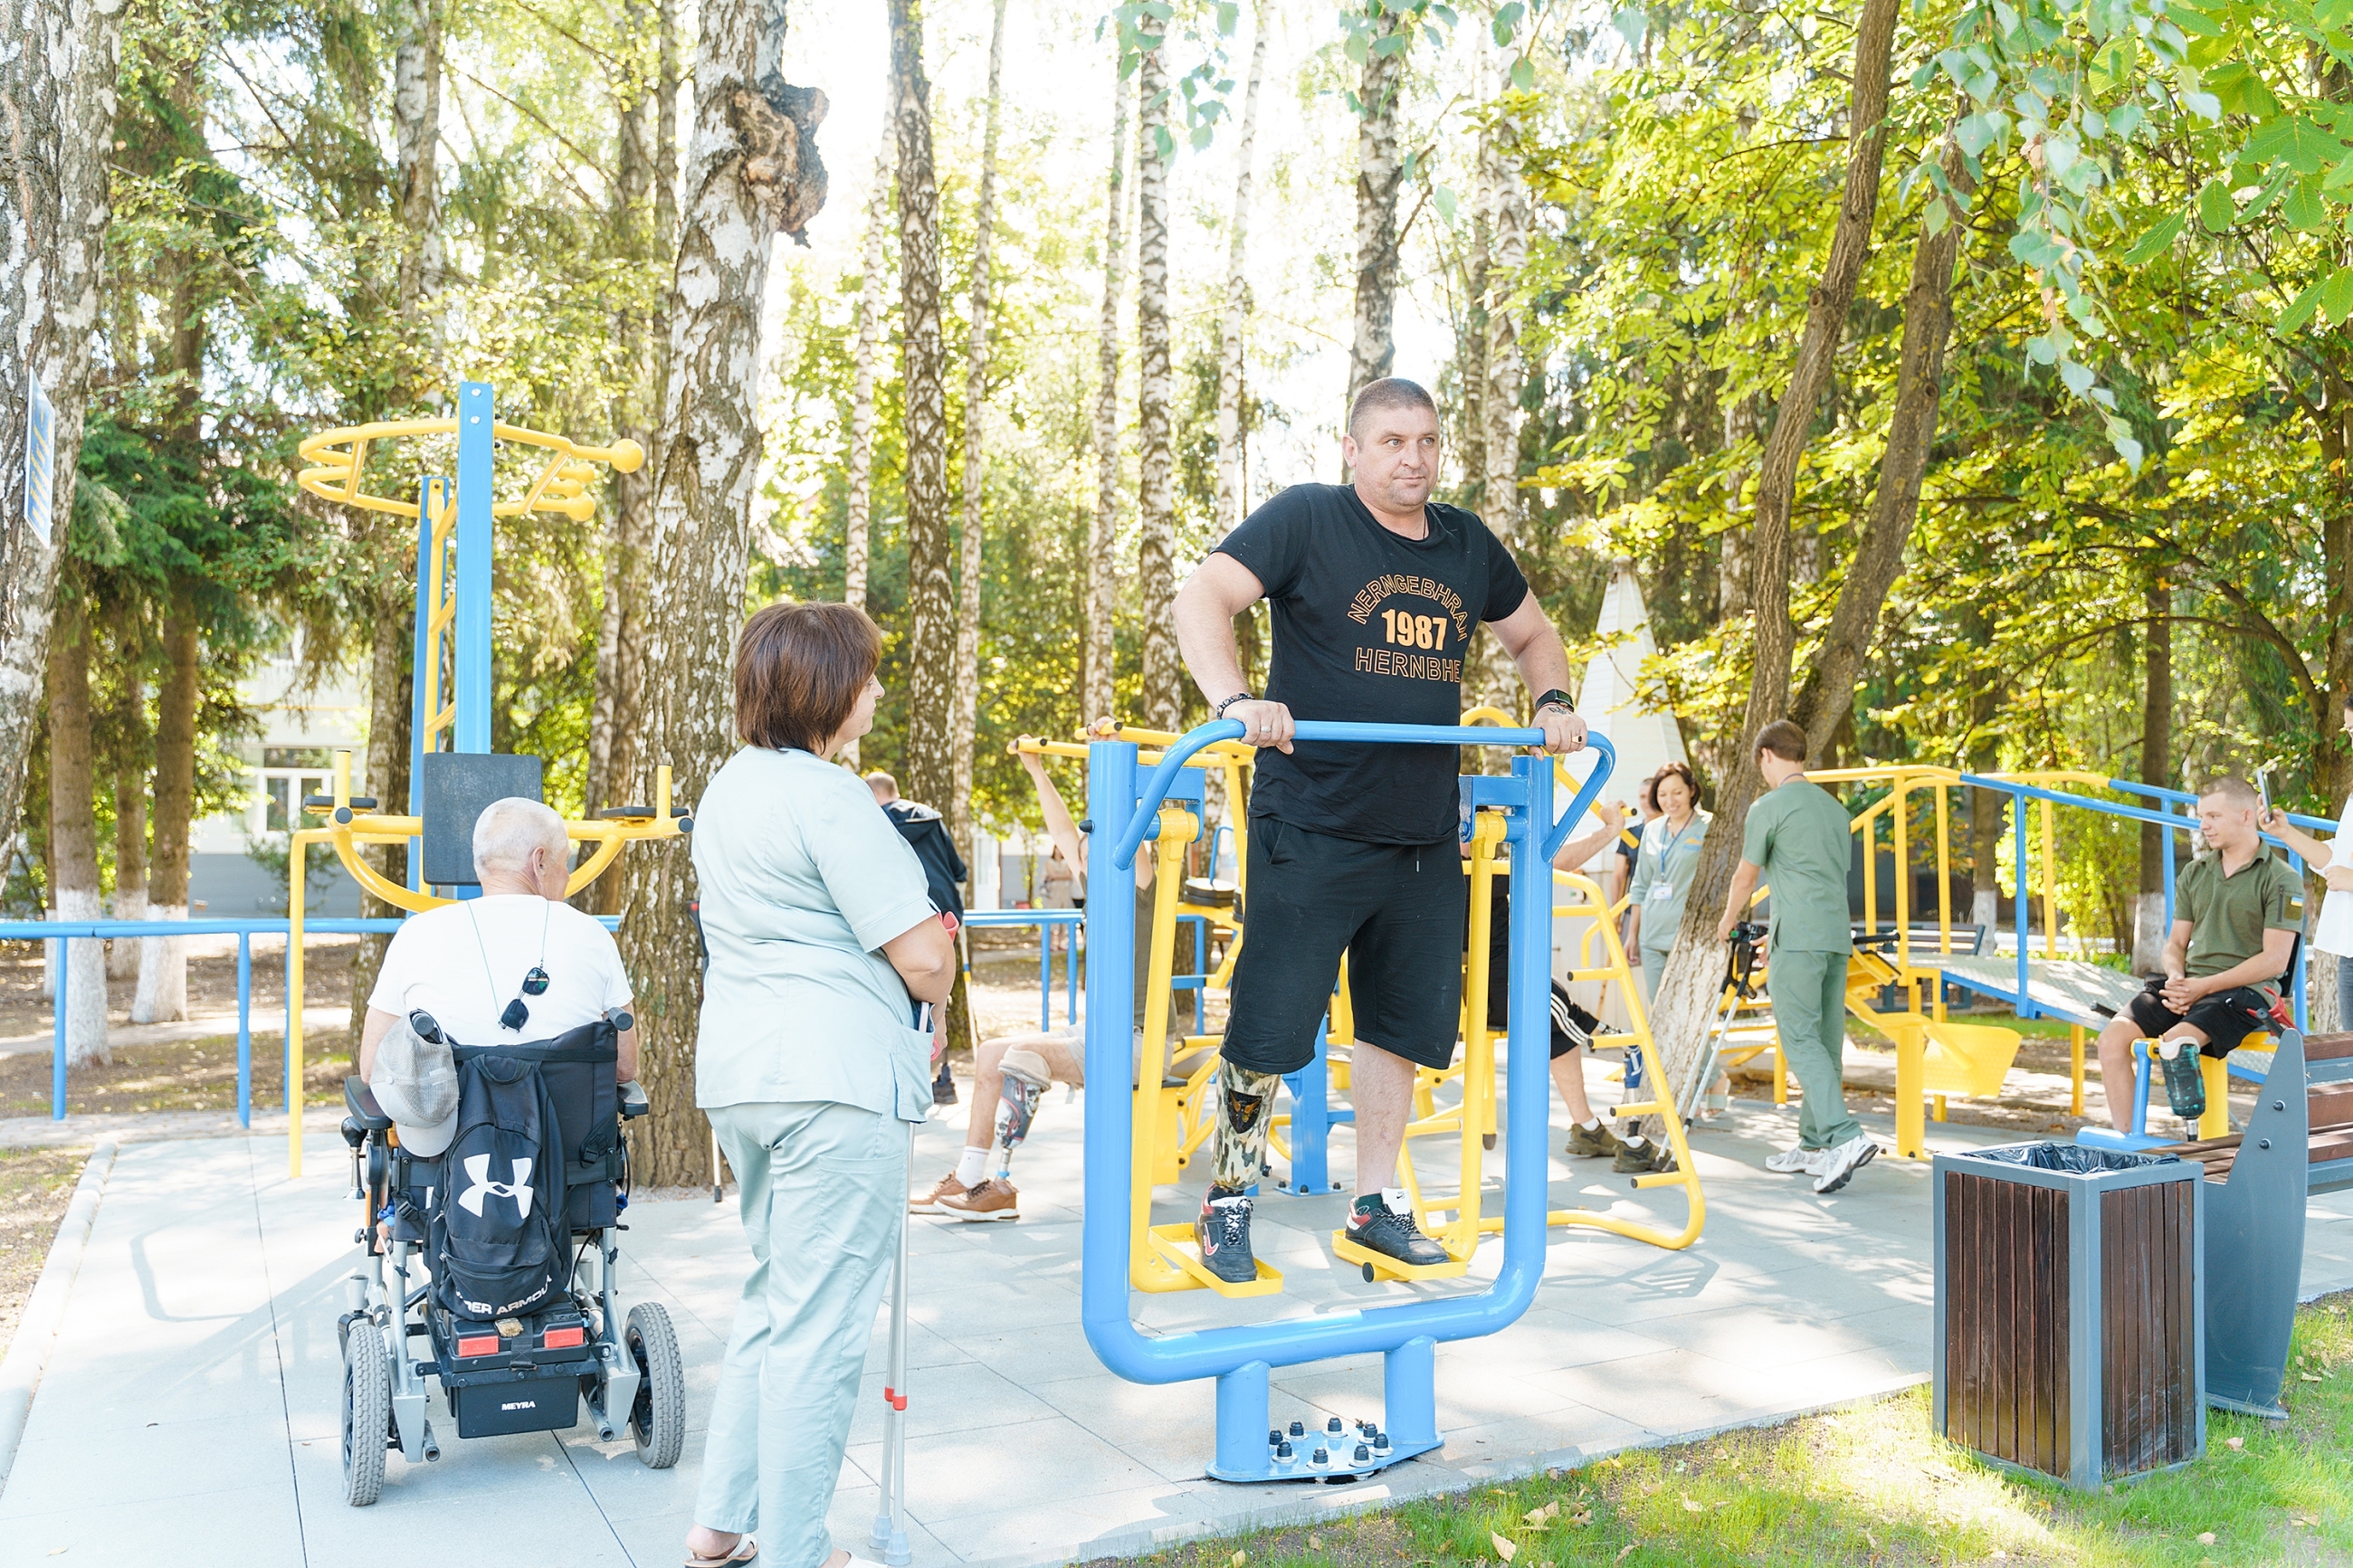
1332, 1231, 1469, 1284
1145, 1222, 1283, 1297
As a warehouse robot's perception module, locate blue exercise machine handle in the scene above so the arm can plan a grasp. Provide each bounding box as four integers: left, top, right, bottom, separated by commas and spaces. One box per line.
1111, 719, 1617, 871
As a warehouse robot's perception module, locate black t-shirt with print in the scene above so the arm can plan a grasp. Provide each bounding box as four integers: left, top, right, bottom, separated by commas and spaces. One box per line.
1215, 482, 1530, 843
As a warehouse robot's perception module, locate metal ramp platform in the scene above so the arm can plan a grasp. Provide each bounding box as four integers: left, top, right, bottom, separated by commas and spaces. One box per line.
1909, 954, 2143, 1030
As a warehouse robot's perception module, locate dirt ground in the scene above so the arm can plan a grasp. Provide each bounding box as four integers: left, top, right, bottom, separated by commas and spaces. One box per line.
0, 936, 357, 1040
0, 1145, 85, 1351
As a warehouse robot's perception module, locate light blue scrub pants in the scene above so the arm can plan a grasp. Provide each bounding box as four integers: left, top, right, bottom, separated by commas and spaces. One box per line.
696, 1100, 911, 1568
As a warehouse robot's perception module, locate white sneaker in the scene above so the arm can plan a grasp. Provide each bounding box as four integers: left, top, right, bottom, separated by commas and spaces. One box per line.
1762, 1145, 1825, 1174
1812, 1134, 1881, 1194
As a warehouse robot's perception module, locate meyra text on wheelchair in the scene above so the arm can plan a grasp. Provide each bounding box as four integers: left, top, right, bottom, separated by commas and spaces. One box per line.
335, 1006, 686, 1506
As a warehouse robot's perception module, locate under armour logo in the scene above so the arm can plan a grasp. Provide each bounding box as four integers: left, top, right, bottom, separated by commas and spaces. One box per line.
458, 1154, 535, 1219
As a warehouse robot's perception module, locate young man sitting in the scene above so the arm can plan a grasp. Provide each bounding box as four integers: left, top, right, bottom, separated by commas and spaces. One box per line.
2096, 774, 2302, 1131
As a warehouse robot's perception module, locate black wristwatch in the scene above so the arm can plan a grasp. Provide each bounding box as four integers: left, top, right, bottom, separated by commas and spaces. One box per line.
1215, 691, 1254, 718
1532, 689, 1576, 717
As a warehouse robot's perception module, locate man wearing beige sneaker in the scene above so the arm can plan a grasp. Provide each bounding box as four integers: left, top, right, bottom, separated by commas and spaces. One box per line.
911, 737, 1204, 1221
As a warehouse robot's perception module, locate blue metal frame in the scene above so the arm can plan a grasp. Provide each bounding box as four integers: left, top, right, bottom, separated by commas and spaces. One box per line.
1956, 774, 2329, 1031
961, 908, 1085, 1029
454, 384, 494, 756
1084, 719, 1613, 1481
3, 913, 624, 1126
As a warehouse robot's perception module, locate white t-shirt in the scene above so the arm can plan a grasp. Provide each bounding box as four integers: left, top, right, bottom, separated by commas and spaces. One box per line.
368, 894, 634, 1045
2315, 794, 2353, 958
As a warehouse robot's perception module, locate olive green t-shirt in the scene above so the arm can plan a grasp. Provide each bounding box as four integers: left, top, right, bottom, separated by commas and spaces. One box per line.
1740, 777, 1853, 953
2176, 846, 2304, 993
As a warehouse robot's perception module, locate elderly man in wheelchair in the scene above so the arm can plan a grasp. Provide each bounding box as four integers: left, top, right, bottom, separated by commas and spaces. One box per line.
335, 797, 686, 1505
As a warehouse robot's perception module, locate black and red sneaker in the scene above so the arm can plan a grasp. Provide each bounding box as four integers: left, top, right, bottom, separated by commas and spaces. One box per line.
1345, 1192, 1449, 1268
1196, 1189, 1258, 1283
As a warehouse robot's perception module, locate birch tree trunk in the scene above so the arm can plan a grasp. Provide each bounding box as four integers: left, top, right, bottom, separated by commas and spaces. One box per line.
892, 0, 952, 815
108, 671, 148, 979
616, 0, 829, 1186
843, 136, 893, 646
1346, 11, 1407, 404
46, 591, 107, 1063
1213, 6, 1268, 541
1085, 61, 1131, 726
1639, 0, 1900, 1115
1134, 21, 1180, 731
134, 593, 197, 1023
1472, 58, 1528, 719
0, 0, 127, 847
952, 0, 1008, 873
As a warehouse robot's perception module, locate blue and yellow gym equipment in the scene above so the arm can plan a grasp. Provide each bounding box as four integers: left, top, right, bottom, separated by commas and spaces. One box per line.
284, 382, 688, 1175
1082, 719, 1614, 1482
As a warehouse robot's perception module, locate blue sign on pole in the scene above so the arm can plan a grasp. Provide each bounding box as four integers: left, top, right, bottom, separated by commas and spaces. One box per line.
23, 373, 53, 545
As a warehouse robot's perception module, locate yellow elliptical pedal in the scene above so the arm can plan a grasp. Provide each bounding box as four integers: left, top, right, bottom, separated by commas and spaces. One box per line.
1146, 1221, 1284, 1297
1331, 1230, 1470, 1284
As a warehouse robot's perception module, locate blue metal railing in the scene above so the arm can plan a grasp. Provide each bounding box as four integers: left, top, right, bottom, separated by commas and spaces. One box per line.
961, 908, 1085, 1030
1085, 719, 1613, 1477
2, 912, 624, 1126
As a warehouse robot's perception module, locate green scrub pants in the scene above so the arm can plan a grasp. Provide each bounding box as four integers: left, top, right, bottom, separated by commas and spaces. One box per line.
696, 1099, 911, 1568
1766, 946, 1862, 1150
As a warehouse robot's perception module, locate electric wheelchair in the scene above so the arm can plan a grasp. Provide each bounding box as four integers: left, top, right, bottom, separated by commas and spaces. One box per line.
334, 1012, 685, 1505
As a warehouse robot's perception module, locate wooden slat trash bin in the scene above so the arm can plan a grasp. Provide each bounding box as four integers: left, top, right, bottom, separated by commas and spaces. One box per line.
1932, 1141, 2205, 1490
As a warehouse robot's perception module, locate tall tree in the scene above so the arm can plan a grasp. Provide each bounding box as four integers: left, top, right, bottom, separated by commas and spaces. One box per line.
46, 590, 108, 1062
1346, 5, 1407, 406
1085, 60, 1132, 725
134, 594, 196, 1022
616, 0, 828, 1185
2134, 570, 2173, 972
0, 0, 127, 848
108, 671, 148, 978
1640, 0, 1900, 1108
1134, 17, 1180, 730
893, 0, 952, 813
953, 0, 1009, 870
1213, 4, 1268, 542
843, 136, 895, 698
1472, 43, 1529, 717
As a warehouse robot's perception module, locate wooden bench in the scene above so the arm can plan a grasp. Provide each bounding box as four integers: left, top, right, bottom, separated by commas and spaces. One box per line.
2150, 1030, 2353, 1416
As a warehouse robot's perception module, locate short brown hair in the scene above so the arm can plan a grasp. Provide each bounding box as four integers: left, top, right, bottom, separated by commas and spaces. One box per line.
2196, 774, 2259, 810
734, 601, 881, 753
1752, 719, 1808, 765
1348, 376, 1439, 437
1648, 761, 1699, 812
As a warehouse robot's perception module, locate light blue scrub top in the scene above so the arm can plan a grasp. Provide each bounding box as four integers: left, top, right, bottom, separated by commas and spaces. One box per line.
1628, 808, 1710, 948
691, 746, 938, 1123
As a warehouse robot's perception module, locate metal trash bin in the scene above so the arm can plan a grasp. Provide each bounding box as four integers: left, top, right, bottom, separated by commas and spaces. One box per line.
1932, 1141, 2204, 1489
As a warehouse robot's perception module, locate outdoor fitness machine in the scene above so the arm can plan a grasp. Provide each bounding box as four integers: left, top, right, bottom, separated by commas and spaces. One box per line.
1082, 718, 1613, 1482
288, 381, 688, 1177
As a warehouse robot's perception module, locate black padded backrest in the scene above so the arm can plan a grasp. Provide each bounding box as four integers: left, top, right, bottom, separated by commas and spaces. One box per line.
451, 1017, 620, 1229
420, 753, 545, 887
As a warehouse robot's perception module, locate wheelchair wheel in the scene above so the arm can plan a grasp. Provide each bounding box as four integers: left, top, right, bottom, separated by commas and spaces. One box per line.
625, 1302, 684, 1469
341, 1319, 391, 1506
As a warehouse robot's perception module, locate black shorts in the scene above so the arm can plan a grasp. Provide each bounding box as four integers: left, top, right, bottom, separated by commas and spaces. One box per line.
1484, 879, 1596, 1060
1222, 818, 1467, 1075
2123, 985, 2274, 1057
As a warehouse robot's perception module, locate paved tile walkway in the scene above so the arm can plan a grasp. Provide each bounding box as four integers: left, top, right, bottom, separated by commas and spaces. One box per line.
5, 1060, 2351, 1568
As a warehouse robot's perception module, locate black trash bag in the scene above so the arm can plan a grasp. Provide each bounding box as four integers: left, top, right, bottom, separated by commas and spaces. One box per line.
1959, 1141, 2178, 1173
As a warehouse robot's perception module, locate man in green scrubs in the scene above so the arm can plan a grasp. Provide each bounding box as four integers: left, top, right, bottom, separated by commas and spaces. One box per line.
1714, 719, 1880, 1193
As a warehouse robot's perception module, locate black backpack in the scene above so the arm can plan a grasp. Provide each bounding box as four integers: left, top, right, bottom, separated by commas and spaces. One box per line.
431, 1053, 571, 1319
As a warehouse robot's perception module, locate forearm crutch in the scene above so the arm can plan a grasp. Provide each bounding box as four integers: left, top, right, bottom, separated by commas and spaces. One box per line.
1673, 923, 1767, 1127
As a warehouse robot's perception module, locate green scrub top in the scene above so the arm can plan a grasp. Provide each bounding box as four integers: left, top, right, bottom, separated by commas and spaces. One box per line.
1740, 777, 1853, 953
1628, 809, 1710, 946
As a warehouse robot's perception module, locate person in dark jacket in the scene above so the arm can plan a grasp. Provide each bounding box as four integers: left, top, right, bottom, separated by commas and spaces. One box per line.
867, 772, 967, 1104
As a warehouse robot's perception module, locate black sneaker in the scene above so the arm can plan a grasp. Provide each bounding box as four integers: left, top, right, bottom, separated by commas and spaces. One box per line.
2158, 1043, 2205, 1121
1344, 1196, 1449, 1268
932, 1059, 958, 1107
1196, 1192, 1258, 1284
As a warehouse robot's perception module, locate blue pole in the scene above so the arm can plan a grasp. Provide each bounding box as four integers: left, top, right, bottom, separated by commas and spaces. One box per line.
1067, 914, 1080, 1025
454, 383, 493, 755
410, 473, 443, 890
1038, 923, 1051, 1031
51, 936, 66, 1122
2013, 788, 2029, 1010
237, 933, 252, 1129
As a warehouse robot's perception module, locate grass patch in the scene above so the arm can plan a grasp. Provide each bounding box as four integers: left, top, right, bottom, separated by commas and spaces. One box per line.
1100, 1295, 2353, 1567
0, 1145, 87, 1347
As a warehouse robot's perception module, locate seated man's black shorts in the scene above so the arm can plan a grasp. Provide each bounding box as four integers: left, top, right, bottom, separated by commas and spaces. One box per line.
1485, 877, 1596, 1060
1222, 817, 1466, 1076
2122, 984, 2273, 1057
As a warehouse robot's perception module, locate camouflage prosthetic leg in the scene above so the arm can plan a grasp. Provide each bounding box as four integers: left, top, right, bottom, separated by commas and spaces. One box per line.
987, 1047, 1052, 1180
1209, 1059, 1281, 1193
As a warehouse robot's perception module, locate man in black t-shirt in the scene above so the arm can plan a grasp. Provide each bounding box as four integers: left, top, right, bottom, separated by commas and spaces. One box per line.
1171, 376, 1587, 1283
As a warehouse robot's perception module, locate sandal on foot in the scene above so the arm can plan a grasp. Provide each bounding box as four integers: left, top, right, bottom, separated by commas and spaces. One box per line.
685, 1535, 757, 1567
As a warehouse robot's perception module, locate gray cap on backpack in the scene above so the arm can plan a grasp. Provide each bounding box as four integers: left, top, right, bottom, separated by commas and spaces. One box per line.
370, 1009, 461, 1157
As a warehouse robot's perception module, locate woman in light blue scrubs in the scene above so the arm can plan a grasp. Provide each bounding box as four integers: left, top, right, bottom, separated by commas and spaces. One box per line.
683, 603, 958, 1568
1625, 761, 1710, 1004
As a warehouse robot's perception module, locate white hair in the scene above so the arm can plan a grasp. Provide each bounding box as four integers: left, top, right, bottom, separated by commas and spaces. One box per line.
472, 797, 568, 878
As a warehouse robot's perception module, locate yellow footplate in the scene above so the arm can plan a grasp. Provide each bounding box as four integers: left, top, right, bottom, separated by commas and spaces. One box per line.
1331, 1231, 1470, 1284
1146, 1222, 1284, 1297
